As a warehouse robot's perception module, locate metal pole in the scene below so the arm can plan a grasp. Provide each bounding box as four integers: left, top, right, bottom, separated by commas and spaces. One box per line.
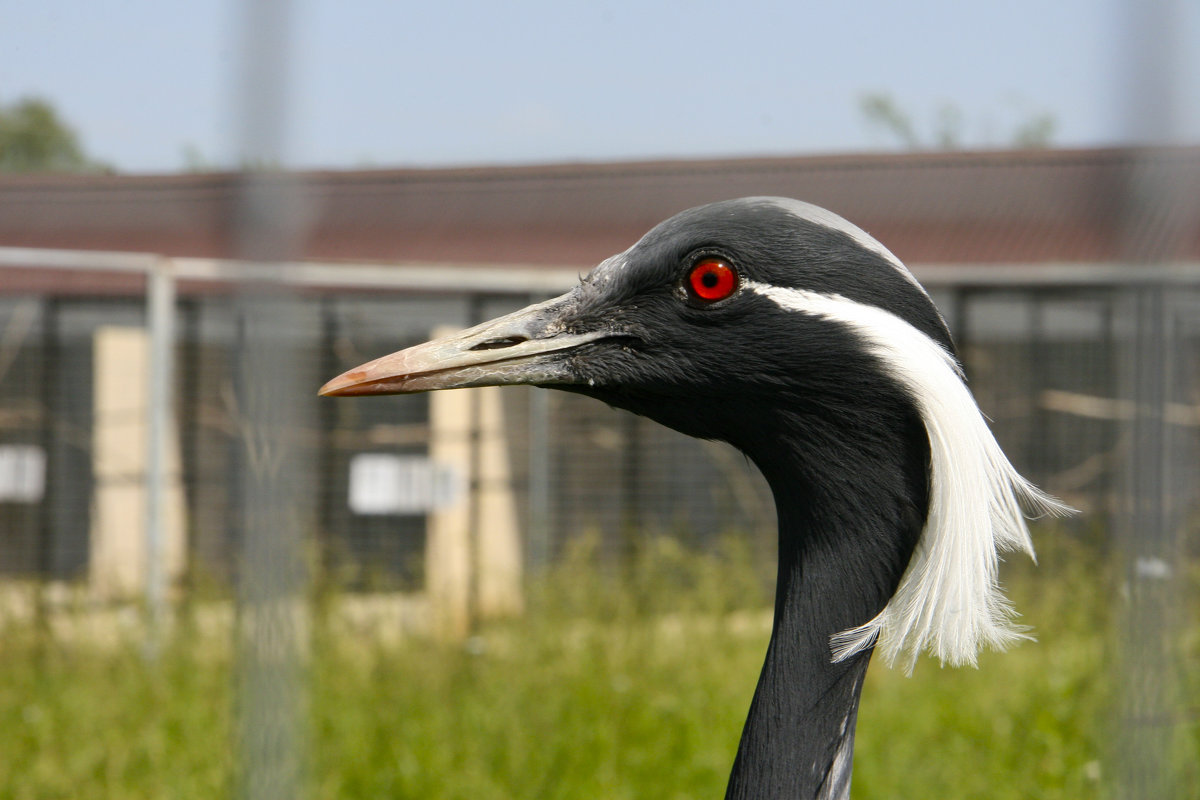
466, 294, 485, 632
35, 298, 59, 635
144, 256, 176, 652
526, 293, 553, 571
230, 2, 308, 800
527, 385, 551, 569
1115, 2, 1188, 797
1118, 285, 1180, 799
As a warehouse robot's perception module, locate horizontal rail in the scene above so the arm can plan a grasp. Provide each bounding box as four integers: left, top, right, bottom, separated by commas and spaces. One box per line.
913, 262, 1200, 288
0, 246, 580, 295
0, 246, 164, 273
172, 257, 581, 294
1, 246, 1199, 292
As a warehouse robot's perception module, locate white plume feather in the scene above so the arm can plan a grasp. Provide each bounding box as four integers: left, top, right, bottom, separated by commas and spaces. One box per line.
748, 282, 1072, 672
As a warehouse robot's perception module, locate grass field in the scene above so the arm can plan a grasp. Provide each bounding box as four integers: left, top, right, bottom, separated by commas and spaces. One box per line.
1, 531, 1196, 799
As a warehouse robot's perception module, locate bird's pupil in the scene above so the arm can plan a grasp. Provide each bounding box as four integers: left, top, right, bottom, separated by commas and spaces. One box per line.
701, 271, 719, 288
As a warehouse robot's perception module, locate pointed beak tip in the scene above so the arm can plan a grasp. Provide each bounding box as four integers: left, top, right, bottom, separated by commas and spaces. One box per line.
317, 370, 367, 397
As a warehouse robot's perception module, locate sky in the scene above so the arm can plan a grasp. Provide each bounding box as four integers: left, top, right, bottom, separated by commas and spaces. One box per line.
1, 0, 1197, 174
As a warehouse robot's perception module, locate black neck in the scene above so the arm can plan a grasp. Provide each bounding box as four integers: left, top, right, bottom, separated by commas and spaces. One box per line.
723, 512, 876, 800
724, 412, 929, 800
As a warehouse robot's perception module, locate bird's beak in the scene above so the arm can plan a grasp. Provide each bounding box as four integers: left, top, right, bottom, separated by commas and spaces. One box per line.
318, 294, 610, 396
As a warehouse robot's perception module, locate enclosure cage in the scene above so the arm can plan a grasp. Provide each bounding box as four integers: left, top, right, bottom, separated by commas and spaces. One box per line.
1, 0, 1197, 794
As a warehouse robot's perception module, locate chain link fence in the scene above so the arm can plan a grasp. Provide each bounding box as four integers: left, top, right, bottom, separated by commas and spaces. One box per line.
1, 255, 1194, 589
1, 245, 1197, 797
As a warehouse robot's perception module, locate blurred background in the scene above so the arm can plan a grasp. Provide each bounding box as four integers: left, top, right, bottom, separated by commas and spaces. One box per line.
0, 1, 1197, 798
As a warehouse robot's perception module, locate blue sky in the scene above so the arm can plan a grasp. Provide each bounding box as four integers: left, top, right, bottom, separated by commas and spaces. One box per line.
2, 0, 1196, 173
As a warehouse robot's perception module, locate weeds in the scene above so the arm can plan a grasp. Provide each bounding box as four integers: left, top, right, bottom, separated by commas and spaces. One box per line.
1, 528, 1196, 799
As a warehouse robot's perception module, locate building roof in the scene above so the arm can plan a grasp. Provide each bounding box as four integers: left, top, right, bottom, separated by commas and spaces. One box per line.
1, 146, 1198, 269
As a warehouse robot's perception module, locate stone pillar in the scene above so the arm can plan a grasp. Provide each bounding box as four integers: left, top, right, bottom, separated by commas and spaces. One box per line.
426, 326, 523, 637
89, 326, 186, 599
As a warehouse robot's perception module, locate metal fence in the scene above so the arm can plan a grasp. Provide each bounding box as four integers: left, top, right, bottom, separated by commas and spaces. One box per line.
2, 251, 1196, 590
2, 247, 1198, 797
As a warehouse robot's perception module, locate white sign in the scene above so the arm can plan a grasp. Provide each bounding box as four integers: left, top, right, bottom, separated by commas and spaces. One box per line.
0, 445, 45, 502
348, 453, 460, 515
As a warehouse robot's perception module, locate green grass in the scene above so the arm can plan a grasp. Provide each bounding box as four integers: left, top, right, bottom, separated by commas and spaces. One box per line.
0, 624, 232, 799
1, 531, 1196, 799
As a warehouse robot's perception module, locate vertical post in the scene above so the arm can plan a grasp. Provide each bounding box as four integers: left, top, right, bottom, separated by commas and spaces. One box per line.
1098, 296, 1117, 517
1115, 2, 1188, 796
144, 257, 175, 651
427, 345, 474, 639
315, 297, 338, 581
234, 291, 311, 800
1028, 294, 1049, 477
619, 411, 642, 560
1118, 285, 1181, 800
465, 294, 484, 632
178, 298, 202, 597
35, 298, 58, 637
526, 292, 553, 571
527, 381, 551, 569
230, 1, 308, 800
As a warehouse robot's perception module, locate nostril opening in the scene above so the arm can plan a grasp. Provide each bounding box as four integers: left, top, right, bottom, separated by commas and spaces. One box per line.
469, 335, 528, 351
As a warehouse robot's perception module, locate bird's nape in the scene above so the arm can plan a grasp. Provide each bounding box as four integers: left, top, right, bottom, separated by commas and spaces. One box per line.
320, 196, 1069, 800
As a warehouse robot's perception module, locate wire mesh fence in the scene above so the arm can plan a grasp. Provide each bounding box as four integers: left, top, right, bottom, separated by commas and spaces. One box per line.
4, 136, 1200, 800
0, 257, 1194, 587
0, 244, 1197, 797
4, 0, 1198, 794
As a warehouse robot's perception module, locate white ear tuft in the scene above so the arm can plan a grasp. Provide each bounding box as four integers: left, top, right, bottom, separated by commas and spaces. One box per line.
747, 282, 1074, 673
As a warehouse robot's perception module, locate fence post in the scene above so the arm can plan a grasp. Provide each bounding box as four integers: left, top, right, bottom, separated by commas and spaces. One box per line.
527, 384, 551, 569
144, 256, 176, 652
229, 0, 308, 797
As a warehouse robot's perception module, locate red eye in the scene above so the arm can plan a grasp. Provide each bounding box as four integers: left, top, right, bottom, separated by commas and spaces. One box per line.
687, 259, 738, 302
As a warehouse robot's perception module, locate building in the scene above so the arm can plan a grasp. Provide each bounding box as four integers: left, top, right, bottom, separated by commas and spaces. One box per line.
1, 147, 1197, 622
